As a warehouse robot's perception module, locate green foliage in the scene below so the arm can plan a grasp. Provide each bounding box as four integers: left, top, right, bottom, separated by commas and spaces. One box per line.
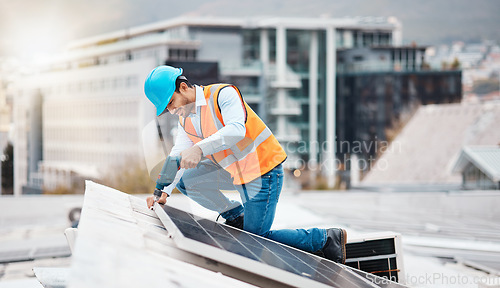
44, 185, 74, 195
421, 62, 431, 70
41, 157, 155, 195
101, 158, 155, 194
451, 57, 461, 70
302, 174, 341, 190
441, 58, 461, 71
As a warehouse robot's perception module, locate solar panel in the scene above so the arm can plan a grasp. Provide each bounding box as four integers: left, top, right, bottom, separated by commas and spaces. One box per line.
155, 204, 407, 288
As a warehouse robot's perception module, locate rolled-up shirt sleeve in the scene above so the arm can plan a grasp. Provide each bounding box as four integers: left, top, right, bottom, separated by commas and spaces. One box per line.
170, 122, 194, 156
196, 87, 246, 156
161, 122, 193, 195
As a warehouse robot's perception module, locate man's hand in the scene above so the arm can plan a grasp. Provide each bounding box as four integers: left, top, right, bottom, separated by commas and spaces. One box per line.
146, 193, 168, 210
180, 145, 203, 168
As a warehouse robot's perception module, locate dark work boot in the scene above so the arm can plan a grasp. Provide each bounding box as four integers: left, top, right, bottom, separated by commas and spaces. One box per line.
321, 228, 347, 264
224, 214, 244, 230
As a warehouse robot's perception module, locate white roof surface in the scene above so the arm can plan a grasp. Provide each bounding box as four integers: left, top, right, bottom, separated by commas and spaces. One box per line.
363, 102, 500, 185
2, 183, 499, 287
66, 181, 257, 288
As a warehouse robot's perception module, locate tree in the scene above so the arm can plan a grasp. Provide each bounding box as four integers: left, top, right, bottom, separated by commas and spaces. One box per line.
450, 57, 461, 70
100, 157, 156, 194
1, 142, 14, 195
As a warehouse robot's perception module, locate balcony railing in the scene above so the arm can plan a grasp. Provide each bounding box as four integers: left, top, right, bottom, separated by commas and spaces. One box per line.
269, 123, 302, 142
220, 60, 263, 76
337, 61, 426, 74
268, 96, 301, 116
267, 64, 302, 89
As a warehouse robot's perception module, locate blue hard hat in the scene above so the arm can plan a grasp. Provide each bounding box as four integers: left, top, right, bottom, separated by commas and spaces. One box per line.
144, 66, 183, 116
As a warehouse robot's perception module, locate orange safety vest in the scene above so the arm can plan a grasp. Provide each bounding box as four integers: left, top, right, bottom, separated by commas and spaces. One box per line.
179, 84, 287, 185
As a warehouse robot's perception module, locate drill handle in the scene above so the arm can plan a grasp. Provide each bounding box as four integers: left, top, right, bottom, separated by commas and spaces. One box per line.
197, 157, 214, 167
177, 156, 214, 168
155, 156, 213, 191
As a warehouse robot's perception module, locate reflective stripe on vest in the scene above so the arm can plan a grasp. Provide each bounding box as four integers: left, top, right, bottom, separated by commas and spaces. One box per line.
179, 84, 287, 184
217, 126, 273, 168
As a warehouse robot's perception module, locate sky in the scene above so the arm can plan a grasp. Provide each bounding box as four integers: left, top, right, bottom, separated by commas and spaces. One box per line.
0, 0, 499, 60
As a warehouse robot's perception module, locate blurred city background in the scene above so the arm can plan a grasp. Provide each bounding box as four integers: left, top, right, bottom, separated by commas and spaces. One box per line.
0, 0, 500, 287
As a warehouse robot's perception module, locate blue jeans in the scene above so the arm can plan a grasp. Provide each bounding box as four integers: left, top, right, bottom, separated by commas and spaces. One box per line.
177, 162, 327, 252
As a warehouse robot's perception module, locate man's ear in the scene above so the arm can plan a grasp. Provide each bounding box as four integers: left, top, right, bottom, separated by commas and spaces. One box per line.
180, 82, 189, 92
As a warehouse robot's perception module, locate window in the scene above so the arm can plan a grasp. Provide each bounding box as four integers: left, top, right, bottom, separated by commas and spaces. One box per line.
353, 31, 360, 47
243, 29, 260, 63
362, 33, 374, 47
353, 56, 364, 62
336, 30, 344, 47
168, 48, 197, 61
379, 33, 391, 46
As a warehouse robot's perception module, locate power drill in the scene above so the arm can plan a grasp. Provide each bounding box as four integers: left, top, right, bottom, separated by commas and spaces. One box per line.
153, 155, 182, 203
153, 155, 213, 204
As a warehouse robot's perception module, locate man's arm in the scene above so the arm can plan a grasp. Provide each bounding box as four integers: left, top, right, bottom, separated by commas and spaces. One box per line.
195, 87, 246, 156
147, 122, 193, 208
162, 122, 193, 195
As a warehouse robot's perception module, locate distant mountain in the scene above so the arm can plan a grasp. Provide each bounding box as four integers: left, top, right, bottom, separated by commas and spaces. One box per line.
0, 0, 499, 57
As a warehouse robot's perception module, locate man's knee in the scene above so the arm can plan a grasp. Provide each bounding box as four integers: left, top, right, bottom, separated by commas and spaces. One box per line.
176, 178, 187, 195
244, 223, 270, 237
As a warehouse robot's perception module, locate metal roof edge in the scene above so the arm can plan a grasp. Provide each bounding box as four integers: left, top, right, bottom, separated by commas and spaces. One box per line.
67, 16, 398, 50
452, 146, 500, 181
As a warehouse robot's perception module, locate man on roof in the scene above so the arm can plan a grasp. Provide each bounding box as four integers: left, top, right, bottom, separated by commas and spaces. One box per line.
144, 65, 347, 263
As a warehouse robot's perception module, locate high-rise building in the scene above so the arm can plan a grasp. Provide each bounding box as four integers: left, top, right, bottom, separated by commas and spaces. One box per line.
10, 16, 461, 195
0, 80, 12, 195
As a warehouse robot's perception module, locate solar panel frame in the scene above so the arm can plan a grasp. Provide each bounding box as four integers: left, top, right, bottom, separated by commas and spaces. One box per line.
155, 203, 406, 288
